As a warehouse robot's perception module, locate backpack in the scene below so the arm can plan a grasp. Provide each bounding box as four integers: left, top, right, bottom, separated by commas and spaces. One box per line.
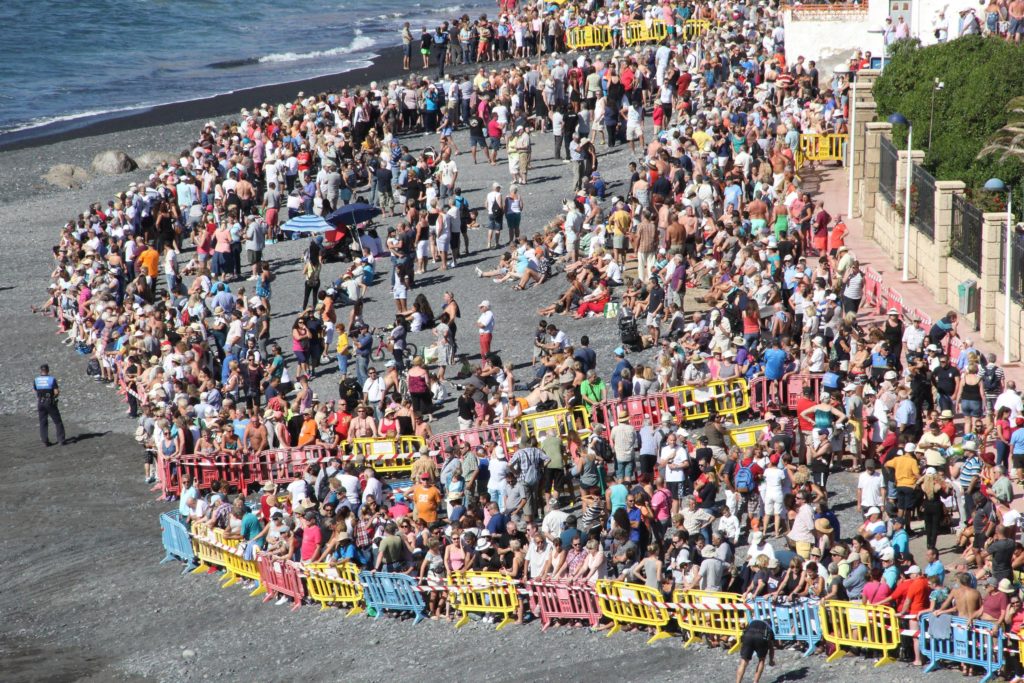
86, 358, 101, 376
734, 465, 754, 494
982, 366, 1001, 394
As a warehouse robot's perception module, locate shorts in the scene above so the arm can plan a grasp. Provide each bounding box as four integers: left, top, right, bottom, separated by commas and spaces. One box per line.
960, 399, 983, 417
668, 481, 686, 500
470, 135, 486, 149
626, 123, 642, 141
294, 349, 307, 364
247, 249, 262, 265
646, 313, 660, 329
403, 43, 412, 58
740, 632, 771, 662
1011, 17, 1024, 36
793, 540, 811, 559
896, 486, 916, 511
612, 234, 626, 249
420, 48, 430, 55
764, 493, 784, 516
416, 240, 430, 259
1013, 453, 1024, 470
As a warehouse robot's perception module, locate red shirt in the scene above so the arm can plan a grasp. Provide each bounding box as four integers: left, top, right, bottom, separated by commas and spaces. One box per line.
796, 397, 816, 431
300, 523, 322, 561
888, 576, 930, 614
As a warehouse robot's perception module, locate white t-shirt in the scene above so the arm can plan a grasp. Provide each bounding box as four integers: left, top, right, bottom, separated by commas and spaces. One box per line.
762, 466, 787, 499
526, 540, 552, 578
857, 471, 884, 508
338, 473, 362, 508
661, 445, 688, 483
287, 479, 308, 506
478, 309, 494, 335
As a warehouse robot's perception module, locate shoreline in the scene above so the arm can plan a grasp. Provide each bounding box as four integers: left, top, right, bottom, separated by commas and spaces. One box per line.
0, 45, 405, 153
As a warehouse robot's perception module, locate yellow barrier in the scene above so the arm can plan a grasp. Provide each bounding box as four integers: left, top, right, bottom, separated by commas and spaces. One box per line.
624, 19, 668, 46
516, 408, 573, 441
567, 25, 611, 50
569, 404, 592, 436
819, 600, 899, 667
350, 436, 423, 474
795, 133, 847, 171
304, 562, 364, 615
190, 524, 238, 574
221, 546, 266, 596
667, 378, 749, 422
725, 421, 767, 449
665, 384, 711, 422
674, 589, 749, 653
681, 18, 711, 40
594, 579, 673, 644
448, 571, 519, 630
707, 377, 750, 419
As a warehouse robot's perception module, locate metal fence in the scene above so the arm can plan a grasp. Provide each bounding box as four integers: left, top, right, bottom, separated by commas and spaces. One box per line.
950, 194, 983, 275
998, 225, 1024, 305
912, 164, 936, 240
879, 137, 897, 203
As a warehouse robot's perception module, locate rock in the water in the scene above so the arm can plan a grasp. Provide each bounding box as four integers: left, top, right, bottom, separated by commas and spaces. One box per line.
91, 149, 137, 174
135, 151, 174, 169
42, 164, 91, 189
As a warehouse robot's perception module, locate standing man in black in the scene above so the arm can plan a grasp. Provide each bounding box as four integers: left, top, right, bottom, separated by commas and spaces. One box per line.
34, 363, 66, 447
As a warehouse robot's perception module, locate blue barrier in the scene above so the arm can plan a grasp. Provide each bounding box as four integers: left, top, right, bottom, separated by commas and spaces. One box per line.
359, 571, 427, 624
917, 613, 1003, 683
160, 510, 196, 571
750, 597, 821, 656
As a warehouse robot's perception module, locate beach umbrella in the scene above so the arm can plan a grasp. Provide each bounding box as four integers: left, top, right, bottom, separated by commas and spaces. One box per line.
281, 213, 332, 234
325, 202, 381, 227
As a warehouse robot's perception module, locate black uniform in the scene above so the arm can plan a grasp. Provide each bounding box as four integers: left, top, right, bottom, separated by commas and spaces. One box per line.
34, 373, 66, 446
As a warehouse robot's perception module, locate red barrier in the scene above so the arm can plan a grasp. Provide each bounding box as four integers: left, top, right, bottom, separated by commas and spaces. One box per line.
430, 424, 515, 459
864, 268, 884, 312
595, 392, 682, 429
749, 376, 774, 414
257, 552, 306, 611
527, 579, 602, 631
155, 447, 332, 500
785, 373, 825, 411
883, 288, 904, 319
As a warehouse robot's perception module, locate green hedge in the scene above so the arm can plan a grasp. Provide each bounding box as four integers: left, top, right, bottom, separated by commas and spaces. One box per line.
874, 36, 1024, 206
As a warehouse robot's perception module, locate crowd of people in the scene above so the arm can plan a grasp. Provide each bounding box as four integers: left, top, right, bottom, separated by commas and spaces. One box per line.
40, 0, 1024, 678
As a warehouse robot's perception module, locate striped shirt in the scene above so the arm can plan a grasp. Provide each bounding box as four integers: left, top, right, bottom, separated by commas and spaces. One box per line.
959, 456, 982, 490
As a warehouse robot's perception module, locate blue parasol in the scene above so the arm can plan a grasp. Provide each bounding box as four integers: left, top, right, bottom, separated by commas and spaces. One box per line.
325, 202, 382, 227
280, 213, 333, 233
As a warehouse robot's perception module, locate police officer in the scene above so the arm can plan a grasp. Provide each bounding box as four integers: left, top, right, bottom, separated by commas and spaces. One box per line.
34, 363, 66, 447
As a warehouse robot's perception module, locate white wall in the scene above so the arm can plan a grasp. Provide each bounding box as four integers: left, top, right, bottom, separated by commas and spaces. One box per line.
783, 0, 978, 69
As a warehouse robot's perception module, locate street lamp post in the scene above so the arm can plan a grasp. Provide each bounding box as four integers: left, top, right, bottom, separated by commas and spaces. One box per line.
984, 178, 1015, 364
889, 113, 913, 281
846, 72, 857, 220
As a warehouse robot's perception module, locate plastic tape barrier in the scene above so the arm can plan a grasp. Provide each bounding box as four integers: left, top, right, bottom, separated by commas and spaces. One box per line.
819, 600, 899, 667
675, 589, 750, 653
448, 571, 520, 630
594, 579, 673, 644
749, 597, 821, 656
360, 571, 428, 624
527, 579, 602, 631
917, 613, 1003, 683
304, 562, 364, 615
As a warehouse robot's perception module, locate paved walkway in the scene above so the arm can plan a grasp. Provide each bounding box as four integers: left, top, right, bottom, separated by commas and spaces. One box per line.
811, 165, 1024, 388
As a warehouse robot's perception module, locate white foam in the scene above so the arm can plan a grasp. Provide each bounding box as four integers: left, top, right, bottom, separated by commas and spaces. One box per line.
258, 35, 376, 64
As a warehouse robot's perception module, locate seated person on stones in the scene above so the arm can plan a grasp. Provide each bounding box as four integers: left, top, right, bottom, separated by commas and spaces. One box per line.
537, 273, 588, 317
477, 251, 515, 281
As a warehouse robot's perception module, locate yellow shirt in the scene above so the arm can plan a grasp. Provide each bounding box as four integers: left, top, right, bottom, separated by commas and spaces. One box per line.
885, 454, 919, 488
609, 209, 631, 237
336, 331, 349, 355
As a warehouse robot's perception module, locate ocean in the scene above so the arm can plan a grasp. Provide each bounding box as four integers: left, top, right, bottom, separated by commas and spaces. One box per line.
0, 0, 488, 141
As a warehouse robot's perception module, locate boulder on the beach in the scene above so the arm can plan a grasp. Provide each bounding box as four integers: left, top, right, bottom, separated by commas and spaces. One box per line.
42, 164, 91, 189
91, 149, 137, 174
135, 151, 174, 169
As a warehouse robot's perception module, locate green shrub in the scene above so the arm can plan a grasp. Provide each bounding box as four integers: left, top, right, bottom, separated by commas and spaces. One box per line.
874, 36, 1024, 203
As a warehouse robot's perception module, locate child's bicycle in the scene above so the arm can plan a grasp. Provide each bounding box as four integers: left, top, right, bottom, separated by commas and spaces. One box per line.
370, 324, 418, 362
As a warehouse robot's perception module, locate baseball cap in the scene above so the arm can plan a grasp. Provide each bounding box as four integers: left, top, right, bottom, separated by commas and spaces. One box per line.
907, 565, 921, 575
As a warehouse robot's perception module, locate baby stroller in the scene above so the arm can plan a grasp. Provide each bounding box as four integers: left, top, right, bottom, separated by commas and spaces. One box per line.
618, 308, 642, 350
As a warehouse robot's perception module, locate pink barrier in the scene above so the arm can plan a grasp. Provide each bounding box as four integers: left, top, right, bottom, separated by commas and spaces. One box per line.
526, 579, 602, 631
429, 424, 515, 460
257, 552, 305, 611
596, 392, 682, 429
785, 373, 825, 411
883, 289, 904, 318
864, 268, 884, 312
